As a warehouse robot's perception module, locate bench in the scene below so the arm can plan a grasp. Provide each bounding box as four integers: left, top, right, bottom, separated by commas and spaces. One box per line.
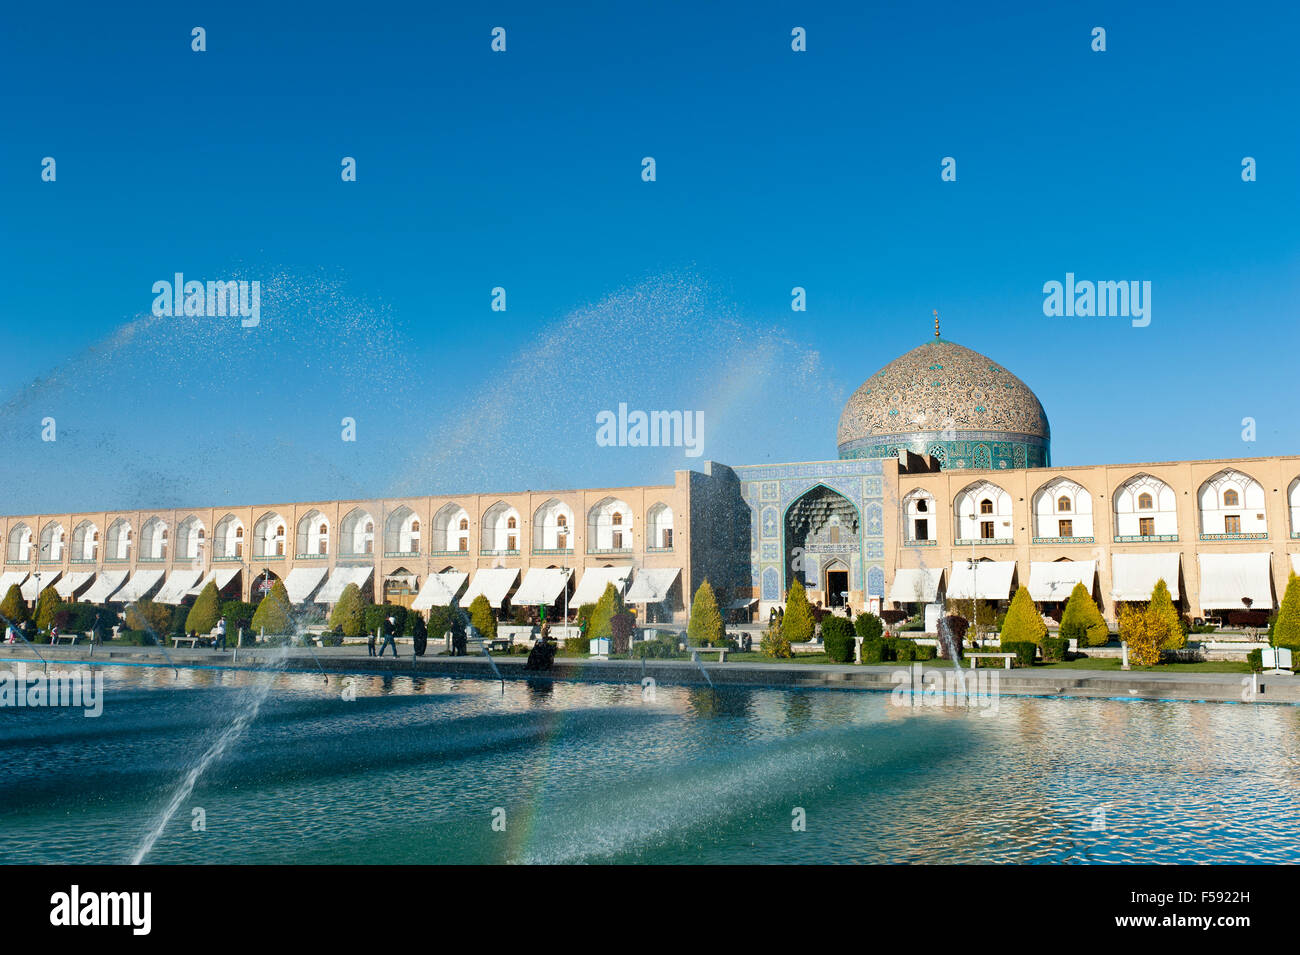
171, 634, 207, 648
51, 633, 79, 645
488, 638, 512, 653
690, 647, 728, 663
967, 652, 1016, 670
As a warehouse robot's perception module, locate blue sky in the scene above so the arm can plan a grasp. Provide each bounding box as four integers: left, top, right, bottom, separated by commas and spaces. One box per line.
1, 0, 1297, 513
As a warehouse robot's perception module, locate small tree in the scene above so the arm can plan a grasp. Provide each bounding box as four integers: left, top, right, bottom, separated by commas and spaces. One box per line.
854, 611, 883, 641
0, 584, 28, 626
251, 579, 293, 635
1274, 572, 1300, 651
1148, 578, 1184, 650
588, 583, 624, 643
610, 611, 634, 654
782, 579, 815, 644
999, 586, 1047, 646
686, 579, 725, 647
328, 582, 365, 637
1059, 582, 1108, 647
124, 598, 170, 637
186, 581, 222, 635
1119, 603, 1160, 666
760, 625, 793, 659
469, 594, 497, 642
35, 587, 64, 631
821, 615, 856, 663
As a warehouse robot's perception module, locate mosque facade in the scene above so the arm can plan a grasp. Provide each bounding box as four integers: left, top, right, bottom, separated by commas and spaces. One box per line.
2, 331, 1298, 629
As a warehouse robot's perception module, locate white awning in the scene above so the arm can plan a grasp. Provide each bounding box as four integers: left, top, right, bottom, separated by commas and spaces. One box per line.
947, 560, 1016, 601
186, 565, 241, 598
114, 569, 165, 603
21, 571, 60, 601
1111, 553, 1180, 601
1291, 554, 1300, 576
0, 571, 27, 597
512, 567, 573, 606
889, 567, 943, 603
410, 571, 468, 611
1197, 552, 1273, 610
1027, 560, 1096, 602
571, 566, 633, 607
726, 598, 759, 610
283, 566, 328, 604
462, 568, 520, 609
153, 569, 204, 605
82, 570, 128, 603
54, 571, 95, 600
315, 566, 373, 604
625, 567, 681, 603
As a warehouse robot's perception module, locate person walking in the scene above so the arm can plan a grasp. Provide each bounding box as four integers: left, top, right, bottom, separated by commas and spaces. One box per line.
378, 616, 398, 658
215, 615, 227, 651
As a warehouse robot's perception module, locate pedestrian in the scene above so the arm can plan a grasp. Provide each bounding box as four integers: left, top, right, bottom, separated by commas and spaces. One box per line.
49, 624, 60, 645
367, 628, 377, 657
215, 615, 227, 651
378, 616, 398, 658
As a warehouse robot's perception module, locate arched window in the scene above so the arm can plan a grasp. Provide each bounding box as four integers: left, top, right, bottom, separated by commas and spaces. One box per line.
1138, 493, 1153, 510
507, 516, 517, 529
558, 514, 567, 527
916, 499, 928, 513
459, 518, 468, 531
1223, 489, 1239, 507
612, 512, 623, 526
411, 520, 419, 533
980, 499, 993, 515
1057, 496, 1071, 512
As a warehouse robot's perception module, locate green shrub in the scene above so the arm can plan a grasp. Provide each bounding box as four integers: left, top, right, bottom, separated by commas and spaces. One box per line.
220, 599, 256, 634
686, 579, 725, 647
611, 611, 634, 654
854, 612, 883, 641
576, 603, 597, 630
565, 635, 591, 654
860, 636, 886, 664
999, 641, 1038, 667
781, 580, 815, 644
760, 626, 792, 659
0, 584, 27, 626
328, 584, 366, 637
167, 603, 190, 635
468, 594, 497, 642
124, 598, 170, 637
1247, 648, 1263, 672
186, 582, 222, 635
251, 580, 293, 635
1060, 582, 1108, 646
1273, 572, 1300, 651
115, 629, 156, 646
632, 634, 680, 659
999, 587, 1047, 646
364, 603, 409, 637
35, 587, 64, 631
1149, 579, 1184, 650
821, 616, 856, 663
321, 627, 344, 647
1042, 635, 1069, 663
893, 639, 918, 662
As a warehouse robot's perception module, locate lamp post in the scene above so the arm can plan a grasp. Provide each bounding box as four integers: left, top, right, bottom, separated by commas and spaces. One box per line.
968, 512, 978, 647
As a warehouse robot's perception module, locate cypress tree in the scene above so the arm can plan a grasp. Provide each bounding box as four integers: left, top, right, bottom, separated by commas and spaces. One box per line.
588, 583, 623, 642
782, 579, 815, 644
35, 587, 64, 631
0, 584, 28, 626
1273, 572, 1300, 651
185, 581, 221, 634
251, 579, 293, 635
1148, 578, 1184, 649
328, 582, 366, 637
999, 586, 1047, 646
1060, 582, 1108, 647
686, 579, 725, 647
469, 593, 497, 641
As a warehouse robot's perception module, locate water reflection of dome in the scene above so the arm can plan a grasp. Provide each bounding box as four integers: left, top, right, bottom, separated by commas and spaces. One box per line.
836, 338, 1050, 470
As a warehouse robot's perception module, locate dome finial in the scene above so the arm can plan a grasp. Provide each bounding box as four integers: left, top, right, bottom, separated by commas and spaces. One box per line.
932, 309, 940, 339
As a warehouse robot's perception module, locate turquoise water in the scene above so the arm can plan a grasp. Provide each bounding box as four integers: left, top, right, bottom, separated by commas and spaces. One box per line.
1, 663, 1298, 864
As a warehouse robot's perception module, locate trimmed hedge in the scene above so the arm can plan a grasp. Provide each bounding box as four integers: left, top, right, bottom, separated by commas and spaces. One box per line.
854, 612, 883, 641
999, 641, 1038, 667
861, 636, 886, 664
820, 616, 856, 663
1042, 635, 1069, 663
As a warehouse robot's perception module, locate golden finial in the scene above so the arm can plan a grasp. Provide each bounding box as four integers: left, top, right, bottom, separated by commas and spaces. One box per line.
933, 309, 940, 338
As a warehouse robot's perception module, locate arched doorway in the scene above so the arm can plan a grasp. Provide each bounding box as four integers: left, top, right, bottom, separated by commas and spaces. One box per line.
784, 484, 859, 606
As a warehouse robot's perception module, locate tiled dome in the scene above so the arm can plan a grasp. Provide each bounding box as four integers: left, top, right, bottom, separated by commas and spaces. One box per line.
836, 339, 1050, 470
